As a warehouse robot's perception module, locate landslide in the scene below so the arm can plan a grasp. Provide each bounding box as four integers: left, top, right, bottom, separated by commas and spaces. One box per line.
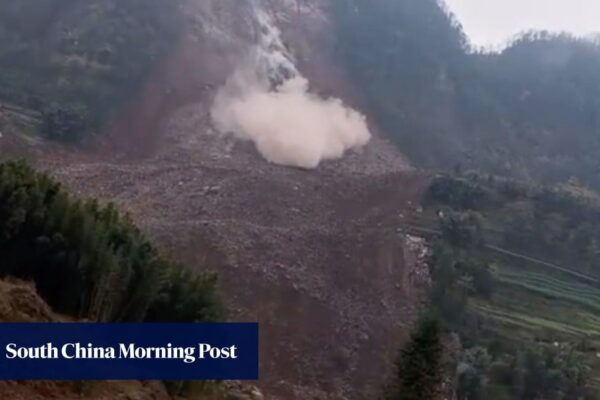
1, 0, 431, 399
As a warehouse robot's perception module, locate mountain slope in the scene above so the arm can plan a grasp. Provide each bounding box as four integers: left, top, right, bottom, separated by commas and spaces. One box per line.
22, 1, 426, 399
5, 0, 600, 399
334, 0, 600, 188
0, 0, 177, 142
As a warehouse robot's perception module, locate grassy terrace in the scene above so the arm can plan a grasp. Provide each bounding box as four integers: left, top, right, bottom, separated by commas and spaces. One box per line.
469, 259, 600, 389
424, 174, 600, 395
471, 255, 600, 337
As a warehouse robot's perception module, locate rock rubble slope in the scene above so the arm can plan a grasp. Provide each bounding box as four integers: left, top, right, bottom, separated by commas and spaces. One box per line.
35, 1, 431, 398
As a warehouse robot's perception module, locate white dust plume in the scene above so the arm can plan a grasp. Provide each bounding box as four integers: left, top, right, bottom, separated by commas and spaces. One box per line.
210, 6, 371, 169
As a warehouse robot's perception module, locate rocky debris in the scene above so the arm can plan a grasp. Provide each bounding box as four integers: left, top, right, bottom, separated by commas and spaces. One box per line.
404, 234, 432, 287
47, 122, 430, 400
21, 0, 433, 399
35, 82, 426, 400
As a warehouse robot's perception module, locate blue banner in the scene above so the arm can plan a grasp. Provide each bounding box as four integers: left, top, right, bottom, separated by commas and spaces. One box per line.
0, 323, 258, 380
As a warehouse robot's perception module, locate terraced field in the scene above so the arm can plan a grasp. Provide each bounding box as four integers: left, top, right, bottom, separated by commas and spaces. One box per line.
473, 260, 600, 336
470, 258, 600, 389
494, 267, 600, 314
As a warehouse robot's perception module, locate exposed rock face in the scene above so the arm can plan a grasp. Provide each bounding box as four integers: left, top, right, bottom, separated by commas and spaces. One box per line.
25, 0, 430, 399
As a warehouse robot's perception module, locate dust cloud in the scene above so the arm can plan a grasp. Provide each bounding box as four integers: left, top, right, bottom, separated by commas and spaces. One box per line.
210, 7, 371, 169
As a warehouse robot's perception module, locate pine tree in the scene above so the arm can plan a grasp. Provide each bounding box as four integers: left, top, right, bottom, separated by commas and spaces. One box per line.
390, 313, 443, 400
0, 160, 224, 323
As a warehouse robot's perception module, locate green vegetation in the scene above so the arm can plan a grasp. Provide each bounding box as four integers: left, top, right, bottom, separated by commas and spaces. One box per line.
0, 0, 178, 142
0, 160, 222, 322
333, 0, 600, 189
387, 313, 443, 400
428, 174, 600, 276
429, 236, 599, 399
419, 174, 600, 399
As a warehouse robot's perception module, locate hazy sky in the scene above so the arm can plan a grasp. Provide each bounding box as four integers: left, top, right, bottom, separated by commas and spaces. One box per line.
443, 0, 600, 49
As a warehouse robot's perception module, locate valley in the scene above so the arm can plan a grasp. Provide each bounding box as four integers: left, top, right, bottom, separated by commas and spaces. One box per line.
1, 0, 600, 399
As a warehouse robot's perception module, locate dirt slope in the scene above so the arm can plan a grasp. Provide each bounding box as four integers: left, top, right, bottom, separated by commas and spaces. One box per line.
43, 110, 430, 400
2, 1, 432, 399
48, 153, 429, 400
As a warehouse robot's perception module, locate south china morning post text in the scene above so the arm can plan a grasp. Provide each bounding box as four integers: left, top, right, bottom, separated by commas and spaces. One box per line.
5, 342, 238, 364
0, 323, 259, 380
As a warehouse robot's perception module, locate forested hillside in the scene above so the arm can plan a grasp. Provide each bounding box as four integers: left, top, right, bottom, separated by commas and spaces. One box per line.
334, 0, 600, 189
0, 0, 177, 142
392, 173, 600, 399
5, 0, 600, 187
333, 2, 600, 398
0, 161, 222, 323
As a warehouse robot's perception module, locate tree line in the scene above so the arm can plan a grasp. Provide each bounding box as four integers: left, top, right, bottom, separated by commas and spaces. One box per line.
428, 173, 600, 277
0, 0, 178, 142
0, 160, 223, 323
387, 217, 597, 399
333, 0, 600, 190
389, 174, 599, 400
